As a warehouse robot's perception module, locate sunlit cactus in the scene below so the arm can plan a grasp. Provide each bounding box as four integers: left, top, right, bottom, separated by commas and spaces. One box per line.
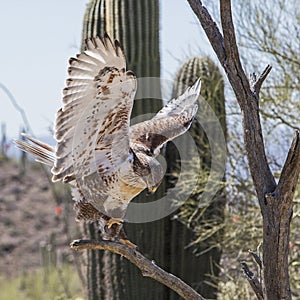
81, 0, 161, 117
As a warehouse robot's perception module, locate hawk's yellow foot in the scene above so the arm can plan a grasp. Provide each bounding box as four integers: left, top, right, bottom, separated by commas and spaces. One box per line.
107, 218, 123, 229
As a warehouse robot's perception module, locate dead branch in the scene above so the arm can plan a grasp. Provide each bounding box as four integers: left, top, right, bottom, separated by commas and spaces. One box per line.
219, 0, 249, 91
241, 262, 263, 300
0, 82, 33, 134
187, 0, 226, 65
71, 239, 205, 300
248, 249, 262, 270
276, 130, 300, 198
187, 0, 276, 200
253, 65, 273, 95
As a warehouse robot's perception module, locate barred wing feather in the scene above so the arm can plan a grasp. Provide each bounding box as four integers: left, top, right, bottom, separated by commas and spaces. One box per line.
129, 78, 201, 157
52, 35, 137, 183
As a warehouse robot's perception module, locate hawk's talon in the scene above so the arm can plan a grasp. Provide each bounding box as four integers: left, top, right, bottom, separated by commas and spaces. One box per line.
119, 238, 138, 249
107, 218, 123, 229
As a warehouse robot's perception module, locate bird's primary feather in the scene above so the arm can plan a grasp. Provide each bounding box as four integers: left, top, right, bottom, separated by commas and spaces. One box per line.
129, 79, 200, 157
53, 35, 137, 185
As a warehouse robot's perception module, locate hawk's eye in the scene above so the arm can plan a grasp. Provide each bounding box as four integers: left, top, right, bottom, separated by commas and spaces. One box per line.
146, 148, 153, 156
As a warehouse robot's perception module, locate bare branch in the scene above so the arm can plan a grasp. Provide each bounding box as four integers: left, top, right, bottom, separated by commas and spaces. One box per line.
276, 130, 300, 200
253, 65, 273, 95
0, 82, 34, 134
186, 1, 296, 299
241, 262, 263, 300
186, 0, 226, 65
248, 249, 262, 269
71, 239, 205, 300
219, 0, 243, 70
219, 0, 252, 101
187, 0, 276, 200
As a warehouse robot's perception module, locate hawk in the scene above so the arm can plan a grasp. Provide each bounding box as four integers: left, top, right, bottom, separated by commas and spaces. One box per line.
15, 34, 201, 247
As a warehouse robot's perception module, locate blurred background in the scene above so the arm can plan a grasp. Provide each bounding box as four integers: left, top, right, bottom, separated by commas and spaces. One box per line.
0, 0, 299, 299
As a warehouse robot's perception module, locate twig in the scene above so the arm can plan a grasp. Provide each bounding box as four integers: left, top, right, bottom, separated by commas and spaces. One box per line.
253, 65, 272, 95
0, 82, 33, 134
71, 239, 205, 300
248, 249, 262, 269
241, 261, 263, 300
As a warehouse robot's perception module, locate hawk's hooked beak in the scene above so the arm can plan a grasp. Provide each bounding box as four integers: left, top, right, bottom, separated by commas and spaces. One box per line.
146, 179, 161, 195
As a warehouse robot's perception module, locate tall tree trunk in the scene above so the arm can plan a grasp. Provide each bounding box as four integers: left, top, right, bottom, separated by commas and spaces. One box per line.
186, 1, 300, 299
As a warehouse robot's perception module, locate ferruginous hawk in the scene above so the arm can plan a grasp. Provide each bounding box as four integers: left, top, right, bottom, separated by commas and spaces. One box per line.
15, 34, 201, 247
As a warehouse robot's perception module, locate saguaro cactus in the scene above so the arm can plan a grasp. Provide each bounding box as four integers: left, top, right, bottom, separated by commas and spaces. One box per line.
165, 56, 227, 299
82, 0, 161, 117
81, 1, 165, 299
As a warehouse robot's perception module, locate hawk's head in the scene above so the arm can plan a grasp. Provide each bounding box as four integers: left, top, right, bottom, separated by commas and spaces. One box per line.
146, 158, 164, 194
132, 151, 164, 194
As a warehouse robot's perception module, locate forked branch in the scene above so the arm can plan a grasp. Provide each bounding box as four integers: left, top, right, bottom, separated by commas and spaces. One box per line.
71, 239, 205, 300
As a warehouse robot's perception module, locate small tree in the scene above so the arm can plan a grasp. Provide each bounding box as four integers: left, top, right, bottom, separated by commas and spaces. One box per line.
186, 1, 300, 299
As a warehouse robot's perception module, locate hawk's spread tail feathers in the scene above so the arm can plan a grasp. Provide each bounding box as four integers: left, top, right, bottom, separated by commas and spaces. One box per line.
14, 133, 55, 166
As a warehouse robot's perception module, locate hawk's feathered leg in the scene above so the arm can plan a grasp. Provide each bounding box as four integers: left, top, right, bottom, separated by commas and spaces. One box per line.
74, 199, 136, 248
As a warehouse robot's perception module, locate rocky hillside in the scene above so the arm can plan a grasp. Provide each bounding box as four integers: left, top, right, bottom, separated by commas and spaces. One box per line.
0, 157, 78, 278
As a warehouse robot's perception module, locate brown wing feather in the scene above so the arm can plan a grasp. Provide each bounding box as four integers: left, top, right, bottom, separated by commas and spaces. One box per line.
129, 79, 201, 157
52, 35, 137, 183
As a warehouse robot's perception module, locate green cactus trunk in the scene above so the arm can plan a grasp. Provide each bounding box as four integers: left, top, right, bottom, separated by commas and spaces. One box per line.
165, 56, 227, 299
81, 1, 166, 299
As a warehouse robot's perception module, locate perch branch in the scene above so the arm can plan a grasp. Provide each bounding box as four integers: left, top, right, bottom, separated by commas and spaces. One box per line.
71, 239, 205, 300
241, 262, 263, 300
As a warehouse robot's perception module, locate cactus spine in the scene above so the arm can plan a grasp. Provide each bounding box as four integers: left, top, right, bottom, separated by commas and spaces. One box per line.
165, 56, 227, 298
81, 1, 164, 299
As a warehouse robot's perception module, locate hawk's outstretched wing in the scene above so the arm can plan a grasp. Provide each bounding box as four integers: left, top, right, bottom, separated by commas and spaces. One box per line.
129, 79, 201, 157
53, 35, 137, 183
